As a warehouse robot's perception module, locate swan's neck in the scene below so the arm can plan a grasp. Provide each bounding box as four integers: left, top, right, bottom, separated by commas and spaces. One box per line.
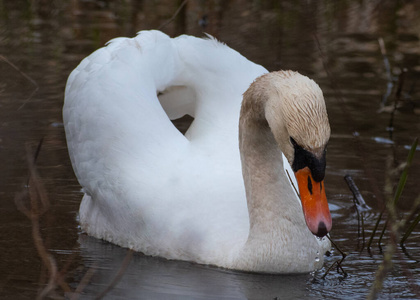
234, 86, 321, 273
239, 110, 299, 239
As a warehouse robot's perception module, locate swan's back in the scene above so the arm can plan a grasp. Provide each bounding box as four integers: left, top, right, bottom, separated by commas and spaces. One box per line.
64, 31, 267, 264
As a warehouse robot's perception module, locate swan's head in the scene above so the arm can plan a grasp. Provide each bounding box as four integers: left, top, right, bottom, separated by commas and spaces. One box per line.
264, 71, 331, 237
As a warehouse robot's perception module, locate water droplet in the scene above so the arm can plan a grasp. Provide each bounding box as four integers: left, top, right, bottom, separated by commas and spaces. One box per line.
315, 251, 320, 262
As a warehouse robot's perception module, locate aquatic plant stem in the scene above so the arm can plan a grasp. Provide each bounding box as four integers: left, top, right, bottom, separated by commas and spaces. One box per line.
400, 207, 420, 246
321, 236, 347, 279
367, 210, 383, 250
361, 212, 366, 248
371, 138, 418, 250
368, 138, 418, 299
400, 192, 420, 246
392, 138, 417, 207
388, 69, 407, 140
377, 220, 388, 250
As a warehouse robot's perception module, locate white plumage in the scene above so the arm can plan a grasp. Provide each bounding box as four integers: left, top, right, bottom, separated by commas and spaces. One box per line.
64, 30, 330, 273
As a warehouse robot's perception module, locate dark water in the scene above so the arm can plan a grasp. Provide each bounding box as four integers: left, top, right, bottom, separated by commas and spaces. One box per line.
1, 0, 420, 299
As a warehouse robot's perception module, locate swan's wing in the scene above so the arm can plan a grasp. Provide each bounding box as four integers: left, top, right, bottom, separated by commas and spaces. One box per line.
171, 34, 267, 145
63, 31, 271, 261
64, 31, 191, 196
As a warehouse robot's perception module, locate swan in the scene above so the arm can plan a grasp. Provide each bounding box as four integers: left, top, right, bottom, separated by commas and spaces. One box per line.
63, 30, 332, 274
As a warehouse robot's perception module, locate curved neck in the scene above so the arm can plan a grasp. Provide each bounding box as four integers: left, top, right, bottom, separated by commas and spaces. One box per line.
239, 96, 301, 240
235, 90, 320, 273
239, 85, 305, 240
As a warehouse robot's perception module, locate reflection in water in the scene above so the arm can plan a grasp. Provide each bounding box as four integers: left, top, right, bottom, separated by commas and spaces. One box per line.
1, 0, 419, 299
73, 235, 310, 300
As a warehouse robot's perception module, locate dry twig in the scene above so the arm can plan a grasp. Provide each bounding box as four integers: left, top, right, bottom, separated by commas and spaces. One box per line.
0, 54, 39, 110
158, 0, 189, 30
15, 141, 71, 299
94, 250, 134, 300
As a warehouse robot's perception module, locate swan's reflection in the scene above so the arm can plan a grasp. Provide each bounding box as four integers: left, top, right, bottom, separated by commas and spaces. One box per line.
72, 234, 310, 299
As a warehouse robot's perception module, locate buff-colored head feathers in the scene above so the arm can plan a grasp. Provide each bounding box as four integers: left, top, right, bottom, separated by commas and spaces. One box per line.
244, 70, 330, 164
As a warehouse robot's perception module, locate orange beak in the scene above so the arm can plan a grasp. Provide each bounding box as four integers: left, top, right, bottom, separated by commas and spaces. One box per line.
294, 167, 332, 237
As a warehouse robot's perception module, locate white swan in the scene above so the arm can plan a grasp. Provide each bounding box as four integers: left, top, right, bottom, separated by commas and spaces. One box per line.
63, 30, 332, 274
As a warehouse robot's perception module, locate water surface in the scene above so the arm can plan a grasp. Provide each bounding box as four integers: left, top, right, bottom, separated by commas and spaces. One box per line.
1, 1, 420, 299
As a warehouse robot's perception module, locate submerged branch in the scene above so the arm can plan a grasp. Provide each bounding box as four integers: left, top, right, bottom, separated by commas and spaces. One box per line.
322, 236, 348, 279
344, 174, 370, 209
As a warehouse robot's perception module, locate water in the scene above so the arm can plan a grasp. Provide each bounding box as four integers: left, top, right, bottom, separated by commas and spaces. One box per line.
1, 0, 420, 299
